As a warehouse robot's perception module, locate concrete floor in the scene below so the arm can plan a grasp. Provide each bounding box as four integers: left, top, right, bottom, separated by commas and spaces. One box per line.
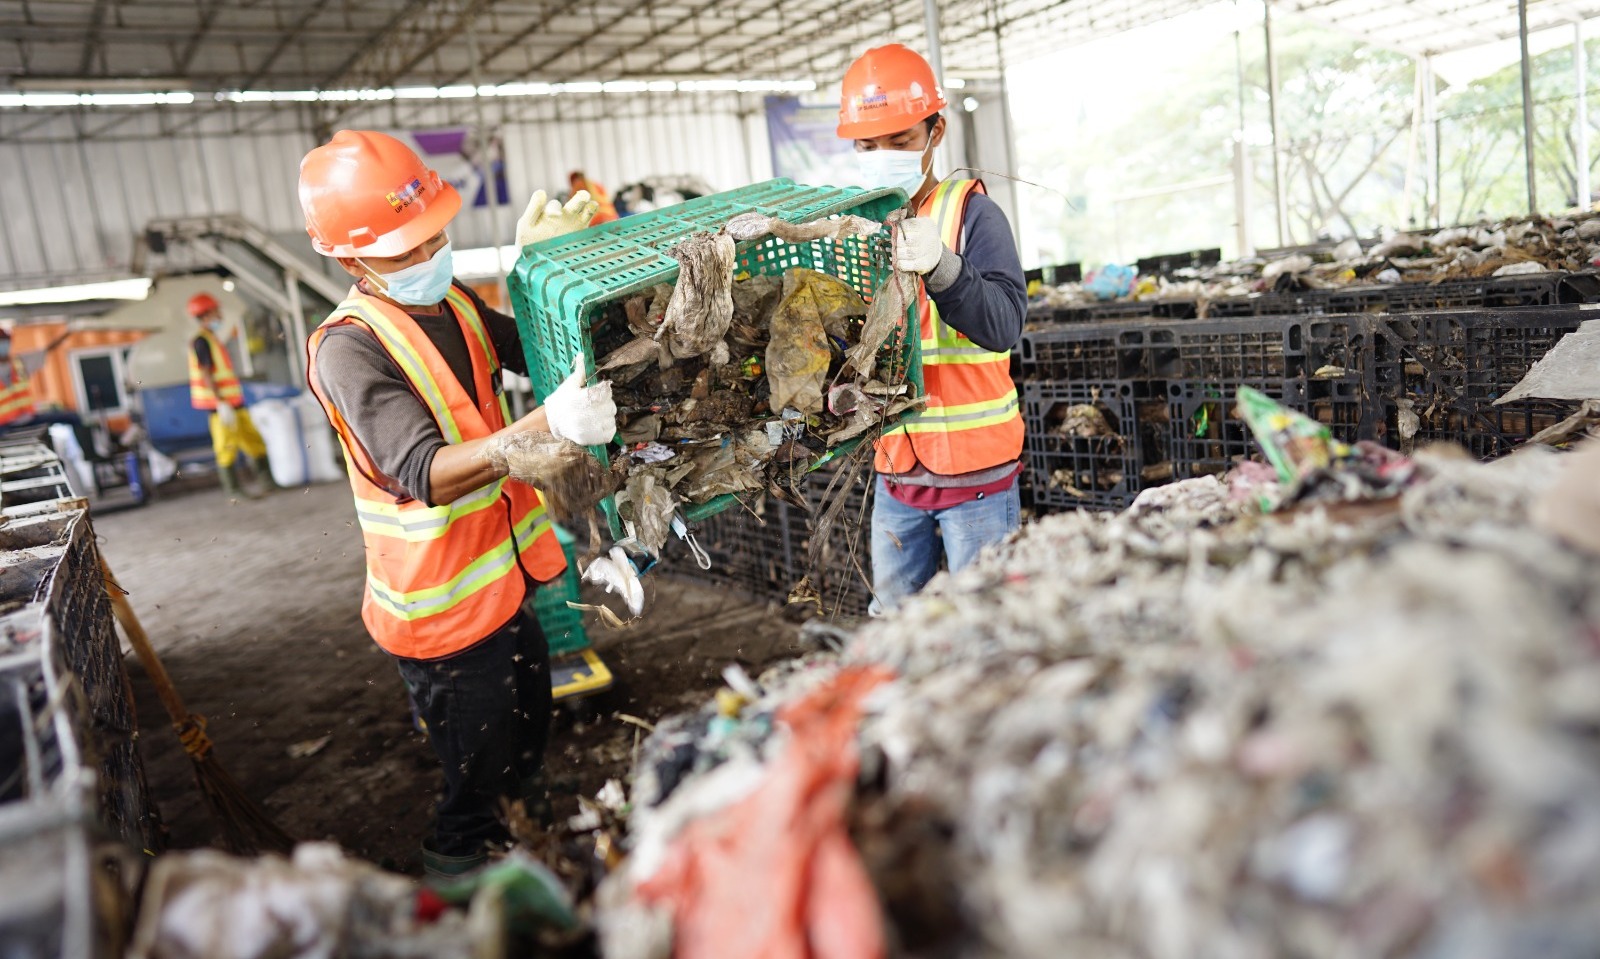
96, 479, 802, 874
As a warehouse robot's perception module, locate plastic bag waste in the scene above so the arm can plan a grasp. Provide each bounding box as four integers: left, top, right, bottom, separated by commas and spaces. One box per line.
1083, 263, 1136, 300
723, 211, 881, 245
615, 470, 677, 556
766, 269, 859, 414
582, 545, 646, 617
659, 233, 737, 363
128, 843, 488, 959
629, 667, 894, 959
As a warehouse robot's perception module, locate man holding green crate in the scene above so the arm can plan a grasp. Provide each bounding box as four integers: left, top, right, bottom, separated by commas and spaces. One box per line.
296, 130, 615, 877
838, 44, 1029, 612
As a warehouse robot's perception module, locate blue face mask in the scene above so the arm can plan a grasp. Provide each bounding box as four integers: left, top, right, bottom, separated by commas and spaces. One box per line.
363, 242, 454, 307
856, 141, 933, 198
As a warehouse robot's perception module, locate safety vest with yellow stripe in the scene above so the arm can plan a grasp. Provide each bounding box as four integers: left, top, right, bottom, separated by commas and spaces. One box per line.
305, 283, 566, 661
874, 179, 1024, 476
189, 326, 245, 410
0, 358, 36, 427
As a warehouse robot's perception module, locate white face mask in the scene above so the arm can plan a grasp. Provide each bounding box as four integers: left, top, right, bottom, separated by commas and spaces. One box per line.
855, 140, 933, 198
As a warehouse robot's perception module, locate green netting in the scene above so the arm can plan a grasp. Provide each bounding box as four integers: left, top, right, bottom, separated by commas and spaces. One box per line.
508, 177, 921, 532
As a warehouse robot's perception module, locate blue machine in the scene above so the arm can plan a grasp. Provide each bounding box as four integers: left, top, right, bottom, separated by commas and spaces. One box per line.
140, 381, 301, 465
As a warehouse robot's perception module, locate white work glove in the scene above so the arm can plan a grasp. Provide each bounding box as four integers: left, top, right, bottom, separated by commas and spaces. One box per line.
516, 189, 601, 247
895, 216, 946, 274
544, 354, 617, 447
215, 403, 237, 428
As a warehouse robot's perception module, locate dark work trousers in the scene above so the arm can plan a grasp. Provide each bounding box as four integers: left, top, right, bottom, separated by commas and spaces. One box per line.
393, 602, 552, 858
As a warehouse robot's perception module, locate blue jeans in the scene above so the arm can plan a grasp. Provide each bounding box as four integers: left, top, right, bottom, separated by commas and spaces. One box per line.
870, 474, 1020, 614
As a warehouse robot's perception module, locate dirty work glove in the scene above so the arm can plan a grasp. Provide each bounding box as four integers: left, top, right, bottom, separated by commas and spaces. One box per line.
894, 216, 946, 274
516, 190, 600, 248
543, 354, 617, 447
215, 403, 237, 428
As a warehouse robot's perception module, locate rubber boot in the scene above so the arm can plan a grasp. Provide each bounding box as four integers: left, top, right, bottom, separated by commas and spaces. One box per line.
217, 462, 243, 500
421, 840, 488, 880
251, 455, 283, 492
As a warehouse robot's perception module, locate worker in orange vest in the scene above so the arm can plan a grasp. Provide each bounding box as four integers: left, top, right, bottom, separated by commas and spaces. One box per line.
838, 45, 1027, 613
188, 293, 278, 499
568, 170, 619, 224
298, 130, 611, 877
0, 330, 37, 428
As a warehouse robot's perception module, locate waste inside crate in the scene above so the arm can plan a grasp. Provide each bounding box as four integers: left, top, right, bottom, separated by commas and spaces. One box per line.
508, 179, 923, 539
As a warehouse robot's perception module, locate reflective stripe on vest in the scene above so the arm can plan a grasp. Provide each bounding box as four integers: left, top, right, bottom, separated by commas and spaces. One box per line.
304, 282, 565, 660
189, 327, 244, 410
874, 179, 1024, 476
0, 360, 35, 426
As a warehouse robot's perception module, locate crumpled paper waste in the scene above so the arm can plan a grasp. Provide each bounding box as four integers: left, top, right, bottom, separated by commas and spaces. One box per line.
599, 443, 1600, 959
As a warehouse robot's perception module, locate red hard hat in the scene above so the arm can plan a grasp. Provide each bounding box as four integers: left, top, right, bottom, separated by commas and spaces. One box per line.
187, 293, 220, 317
837, 44, 947, 140
298, 130, 460, 259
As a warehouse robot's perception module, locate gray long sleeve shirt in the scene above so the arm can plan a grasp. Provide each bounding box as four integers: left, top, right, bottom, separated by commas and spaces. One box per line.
311, 282, 527, 506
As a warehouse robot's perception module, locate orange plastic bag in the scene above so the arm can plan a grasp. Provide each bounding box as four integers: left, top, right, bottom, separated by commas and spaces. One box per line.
636, 666, 894, 959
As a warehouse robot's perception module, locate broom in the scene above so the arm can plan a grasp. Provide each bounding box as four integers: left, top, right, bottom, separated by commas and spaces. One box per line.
102, 557, 294, 855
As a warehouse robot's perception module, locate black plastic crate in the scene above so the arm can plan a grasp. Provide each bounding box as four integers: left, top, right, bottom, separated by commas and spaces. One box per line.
1137, 248, 1222, 276
1175, 317, 1293, 387
1370, 308, 1586, 457
1207, 290, 1336, 318
1379, 272, 1598, 312
1165, 379, 1290, 479
1051, 299, 1200, 324
1288, 315, 1384, 443
1023, 381, 1143, 513
1019, 321, 1179, 381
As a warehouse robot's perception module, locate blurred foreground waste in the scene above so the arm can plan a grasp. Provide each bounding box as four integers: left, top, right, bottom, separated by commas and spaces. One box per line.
598, 434, 1600, 958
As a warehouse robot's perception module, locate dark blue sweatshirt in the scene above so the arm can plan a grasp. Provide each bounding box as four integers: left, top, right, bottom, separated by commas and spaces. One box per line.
923, 191, 1027, 353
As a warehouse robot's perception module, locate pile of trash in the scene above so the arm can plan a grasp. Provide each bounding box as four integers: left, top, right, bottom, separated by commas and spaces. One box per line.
1036, 211, 1600, 311
594, 426, 1600, 957
583, 214, 920, 557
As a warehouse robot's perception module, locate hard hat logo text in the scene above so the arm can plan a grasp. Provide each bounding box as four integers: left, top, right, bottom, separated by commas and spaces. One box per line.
852, 92, 889, 112
386, 177, 426, 213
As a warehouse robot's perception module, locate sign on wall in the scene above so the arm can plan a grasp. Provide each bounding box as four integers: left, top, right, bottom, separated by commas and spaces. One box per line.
764, 96, 860, 189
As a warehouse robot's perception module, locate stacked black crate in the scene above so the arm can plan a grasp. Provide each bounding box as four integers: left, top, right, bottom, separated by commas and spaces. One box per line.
1370, 308, 1587, 458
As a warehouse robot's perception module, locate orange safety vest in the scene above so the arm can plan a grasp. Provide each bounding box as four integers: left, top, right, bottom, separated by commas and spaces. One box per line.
874, 179, 1024, 476
189, 326, 245, 410
305, 283, 566, 660
578, 178, 619, 224
0, 358, 36, 427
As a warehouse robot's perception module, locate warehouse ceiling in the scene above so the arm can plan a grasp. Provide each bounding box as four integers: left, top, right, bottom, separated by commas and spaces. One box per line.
2, 0, 1599, 101
0, 0, 1258, 97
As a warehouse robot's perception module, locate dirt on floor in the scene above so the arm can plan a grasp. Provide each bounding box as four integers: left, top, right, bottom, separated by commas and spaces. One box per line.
95, 480, 804, 876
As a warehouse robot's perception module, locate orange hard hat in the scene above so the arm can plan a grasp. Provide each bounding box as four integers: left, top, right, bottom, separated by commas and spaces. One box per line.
836, 44, 947, 140
298, 130, 460, 259
187, 293, 220, 317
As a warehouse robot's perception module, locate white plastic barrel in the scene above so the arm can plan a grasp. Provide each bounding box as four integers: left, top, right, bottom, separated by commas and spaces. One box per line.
249, 394, 343, 487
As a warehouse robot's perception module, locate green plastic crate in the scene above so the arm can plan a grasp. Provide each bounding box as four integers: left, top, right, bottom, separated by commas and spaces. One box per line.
533, 523, 588, 656
507, 177, 922, 530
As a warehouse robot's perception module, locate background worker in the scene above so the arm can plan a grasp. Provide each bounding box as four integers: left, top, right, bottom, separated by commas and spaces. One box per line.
838, 44, 1028, 612
568, 170, 619, 224
188, 293, 278, 499
298, 130, 612, 877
